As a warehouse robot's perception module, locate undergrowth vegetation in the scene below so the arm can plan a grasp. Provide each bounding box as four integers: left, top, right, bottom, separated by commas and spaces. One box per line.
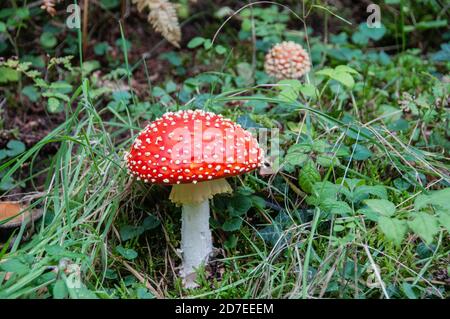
0, 0, 448, 299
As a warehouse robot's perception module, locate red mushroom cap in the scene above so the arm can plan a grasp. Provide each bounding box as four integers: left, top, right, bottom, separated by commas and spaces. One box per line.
125, 110, 264, 185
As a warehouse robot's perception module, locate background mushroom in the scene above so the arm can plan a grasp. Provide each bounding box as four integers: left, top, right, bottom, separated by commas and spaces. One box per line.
125, 109, 264, 287
264, 41, 311, 80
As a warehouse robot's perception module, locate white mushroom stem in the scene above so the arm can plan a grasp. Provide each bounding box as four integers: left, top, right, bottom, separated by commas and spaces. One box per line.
180, 200, 212, 288
169, 179, 233, 288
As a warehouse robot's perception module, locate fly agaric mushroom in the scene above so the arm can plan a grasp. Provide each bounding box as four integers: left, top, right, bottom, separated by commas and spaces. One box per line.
125, 109, 264, 287
264, 41, 311, 80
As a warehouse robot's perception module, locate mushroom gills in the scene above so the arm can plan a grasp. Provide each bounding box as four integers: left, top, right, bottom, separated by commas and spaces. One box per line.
169, 179, 232, 205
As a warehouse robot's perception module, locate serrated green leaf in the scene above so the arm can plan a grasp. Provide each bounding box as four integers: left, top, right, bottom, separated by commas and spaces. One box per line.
307, 181, 340, 206
378, 216, 407, 246
0, 67, 19, 83
408, 213, 439, 244
251, 196, 266, 210
284, 152, 308, 167
364, 199, 396, 217
298, 161, 321, 194
415, 188, 450, 212
320, 199, 353, 216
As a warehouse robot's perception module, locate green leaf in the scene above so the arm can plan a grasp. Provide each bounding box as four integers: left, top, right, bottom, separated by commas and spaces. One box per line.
298, 161, 321, 194
287, 143, 312, 154
215, 45, 227, 55
352, 185, 387, 203
316, 68, 335, 77
364, 199, 396, 217
53, 280, 68, 299
203, 39, 213, 50
94, 42, 110, 55
136, 287, 154, 299
333, 224, 345, 232
299, 83, 319, 98
351, 144, 372, 160
0, 175, 15, 191
251, 196, 266, 210
320, 199, 353, 216
222, 217, 243, 232
81, 60, 100, 75
229, 194, 253, 216
0, 258, 30, 275
6, 140, 25, 157
331, 70, 355, 88
142, 215, 160, 230
401, 283, 417, 299
0, 67, 19, 83
285, 152, 308, 167
115, 38, 131, 51
47, 97, 61, 113
0, 22, 6, 33
408, 213, 439, 244
187, 37, 205, 48
316, 154, 340, 168
159, 51, 182, 66
115, 246, 138, 260
100, 0, 120, 9
0, 149, 6, 160
278, 79, 301, 102
40, 32, 57, 49
22, 85, 39, 102
335, 65, 359, 74
367, 24, 386, 40
438, 211, 450, 232
50, 81, 73, 94
236, 62, 254, 86
119, 225, 144, 241
316, 66, 356, 88
378, 216, 407, 246
415, 188, 450, 212
307, 181, 340, 206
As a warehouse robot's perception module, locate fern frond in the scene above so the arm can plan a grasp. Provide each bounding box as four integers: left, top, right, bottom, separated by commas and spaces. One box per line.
132, 0, 181, 47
